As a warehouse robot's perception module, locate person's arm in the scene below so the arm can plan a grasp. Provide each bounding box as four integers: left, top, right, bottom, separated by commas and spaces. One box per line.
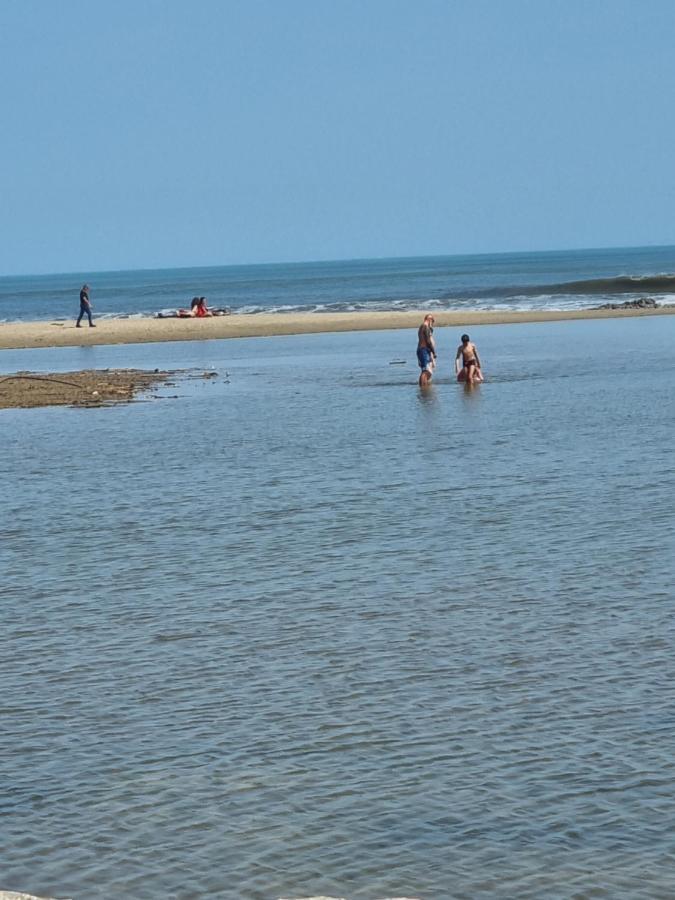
473, 345, 481, 368
429, 331, 437, 357
454, 346, 462, 374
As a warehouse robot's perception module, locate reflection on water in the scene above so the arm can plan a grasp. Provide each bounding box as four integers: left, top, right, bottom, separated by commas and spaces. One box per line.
2, 318, 675, 899
416, 384, 439, 406
461, 380, 483, 403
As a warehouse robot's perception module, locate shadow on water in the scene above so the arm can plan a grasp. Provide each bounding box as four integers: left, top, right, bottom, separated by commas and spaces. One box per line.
345, 373, 553, 388
351, 380, 416, 388
348, 374, 456, 388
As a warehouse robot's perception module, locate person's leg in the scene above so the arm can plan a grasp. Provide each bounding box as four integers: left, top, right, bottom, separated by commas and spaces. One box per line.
76, 306, 84, 326
466, 362, 476, 384
87, 306, 94, 326
421, 357, 434, 386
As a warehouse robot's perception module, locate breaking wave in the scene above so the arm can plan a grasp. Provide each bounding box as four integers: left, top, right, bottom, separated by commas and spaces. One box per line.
458, 273, 675, 300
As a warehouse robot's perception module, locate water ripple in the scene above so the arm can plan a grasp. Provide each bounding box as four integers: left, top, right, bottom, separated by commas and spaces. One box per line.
2, 321, 675, 898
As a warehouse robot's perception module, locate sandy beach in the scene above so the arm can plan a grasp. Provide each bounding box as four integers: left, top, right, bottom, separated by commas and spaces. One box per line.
0, 306, 673, 351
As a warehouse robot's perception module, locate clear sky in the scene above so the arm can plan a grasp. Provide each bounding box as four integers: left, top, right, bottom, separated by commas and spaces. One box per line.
2, 0, 674, 275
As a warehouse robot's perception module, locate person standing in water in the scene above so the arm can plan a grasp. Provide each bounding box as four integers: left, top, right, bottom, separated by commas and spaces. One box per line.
76, 284, 95, 328
417, 314, 437, 386
455, 333, 482, 383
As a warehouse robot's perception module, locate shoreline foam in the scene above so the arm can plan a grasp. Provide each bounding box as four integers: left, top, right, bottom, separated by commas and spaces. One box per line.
1, 307, 674, 351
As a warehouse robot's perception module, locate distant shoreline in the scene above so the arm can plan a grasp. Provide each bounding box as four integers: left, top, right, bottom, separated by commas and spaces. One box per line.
1, 306, 674, 351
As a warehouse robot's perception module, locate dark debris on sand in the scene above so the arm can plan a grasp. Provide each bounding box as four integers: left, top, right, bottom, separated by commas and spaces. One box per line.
0, 368, 174, 409
594, 297, 662, 310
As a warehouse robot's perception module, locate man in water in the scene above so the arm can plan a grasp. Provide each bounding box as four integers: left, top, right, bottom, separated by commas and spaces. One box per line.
455, 333, 482, 383
76, 283, 95, 328
417, 314, 437, 386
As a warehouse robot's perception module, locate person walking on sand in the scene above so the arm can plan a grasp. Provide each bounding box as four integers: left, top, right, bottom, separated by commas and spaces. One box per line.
76, 284, 95, 328
455, 333, 482, 384
417, 314, 437, 386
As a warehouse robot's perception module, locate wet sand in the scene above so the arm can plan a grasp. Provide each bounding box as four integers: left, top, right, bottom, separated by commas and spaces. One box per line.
0, 306, 674, 351
0, 369, 172, 409
0, 894, 62, 900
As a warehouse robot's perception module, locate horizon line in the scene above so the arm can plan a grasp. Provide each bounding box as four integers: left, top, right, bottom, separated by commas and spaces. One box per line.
2, 241, 675, 281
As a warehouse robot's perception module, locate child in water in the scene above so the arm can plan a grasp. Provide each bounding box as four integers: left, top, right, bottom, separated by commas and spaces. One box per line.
455, 334, 483, 383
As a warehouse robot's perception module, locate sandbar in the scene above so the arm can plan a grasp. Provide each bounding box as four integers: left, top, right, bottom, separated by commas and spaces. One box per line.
0, 369, 172, 409
1, 307, 674, 351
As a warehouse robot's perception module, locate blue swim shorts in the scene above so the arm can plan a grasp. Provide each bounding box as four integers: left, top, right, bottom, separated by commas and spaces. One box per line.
417, 347, 433, 371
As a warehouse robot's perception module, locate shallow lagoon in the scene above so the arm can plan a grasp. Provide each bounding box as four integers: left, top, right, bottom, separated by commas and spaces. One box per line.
2, 317, 674, 899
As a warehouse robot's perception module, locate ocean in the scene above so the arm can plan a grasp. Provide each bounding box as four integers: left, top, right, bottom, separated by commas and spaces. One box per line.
1, 244, 675, 322
1, 314, 674, 899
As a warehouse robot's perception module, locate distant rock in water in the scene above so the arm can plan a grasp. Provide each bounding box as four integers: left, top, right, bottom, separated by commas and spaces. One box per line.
594, 297, 660, 310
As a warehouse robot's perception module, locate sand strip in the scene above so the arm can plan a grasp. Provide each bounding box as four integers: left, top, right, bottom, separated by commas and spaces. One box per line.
1, 307, 674, 351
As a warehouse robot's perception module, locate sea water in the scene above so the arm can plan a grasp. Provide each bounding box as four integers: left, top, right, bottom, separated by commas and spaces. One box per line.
1, 316, 674, 899
1, 244, 675, 322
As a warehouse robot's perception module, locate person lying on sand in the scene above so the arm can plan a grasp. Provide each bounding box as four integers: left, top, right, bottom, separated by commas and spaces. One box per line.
157, 298, 230, 319
194, 297, 213, 317
455, 333, 483, 383
175, 297, 199, 317
175, 297, 212, 317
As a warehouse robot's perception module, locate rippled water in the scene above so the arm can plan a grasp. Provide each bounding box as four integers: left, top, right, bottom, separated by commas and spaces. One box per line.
2, 317, 674, 899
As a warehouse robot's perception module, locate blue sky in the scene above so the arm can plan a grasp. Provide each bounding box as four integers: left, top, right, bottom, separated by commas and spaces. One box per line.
1, 0, 674, 274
